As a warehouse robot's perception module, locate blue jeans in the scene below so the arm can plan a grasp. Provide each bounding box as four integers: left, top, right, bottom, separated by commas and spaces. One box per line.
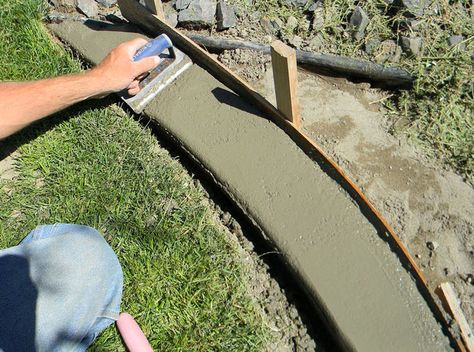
0, 224, 123, 351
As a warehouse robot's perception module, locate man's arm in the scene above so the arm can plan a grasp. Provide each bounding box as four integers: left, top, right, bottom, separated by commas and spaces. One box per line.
0, 38, 159, 139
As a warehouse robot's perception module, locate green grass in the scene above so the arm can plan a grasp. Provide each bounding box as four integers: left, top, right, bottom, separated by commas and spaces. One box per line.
0, 0, 269, 350
232, 0, 473, 183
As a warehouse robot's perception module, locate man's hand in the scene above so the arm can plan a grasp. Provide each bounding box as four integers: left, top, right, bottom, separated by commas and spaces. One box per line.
0, 38, 159, 139
89, 38, 159, 96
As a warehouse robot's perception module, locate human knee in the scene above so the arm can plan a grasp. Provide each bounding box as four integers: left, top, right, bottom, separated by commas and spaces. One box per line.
61, 225, 123, 284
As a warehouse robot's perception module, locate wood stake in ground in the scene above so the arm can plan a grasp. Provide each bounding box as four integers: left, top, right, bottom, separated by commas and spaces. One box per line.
270, 41, 301, 129
437, 282, 474, 352
144, 0, 165, 20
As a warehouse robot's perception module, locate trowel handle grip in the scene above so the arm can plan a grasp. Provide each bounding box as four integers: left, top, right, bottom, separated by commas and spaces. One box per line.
133, 34, 173, 62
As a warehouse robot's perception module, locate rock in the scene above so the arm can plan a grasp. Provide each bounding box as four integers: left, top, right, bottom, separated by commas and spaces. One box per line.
349, 6, 369, 40
76, 0, 98, 17
401, 36, 422, 56
233, 4, 244, 18
307, 0, 321, 12
285, 0, 311, 9
401, 18, 423, 30
401, 0, 430, 17
289, 35, 303, 49
271, 17, 284, 32
301, 18, 311, 32
216, 0, 237, 31
286, 15, 298, 32
309, 33, 324, 51
260, 17, 275, 35
447, 35, 465, 51
311, 2, 324, 31
377, 40, 402, 63
178, 0, 216, 28
250, 10, 261, 19
166, 11, 179, 27
96, 0, 116, 7
50, 0, 76, 8
105, 9, 126, 23
176, 0, 192, 10
365, 37, 380, 55
163, 2, 179, 27
45, 11, 68, 23
426, 241, 439, 251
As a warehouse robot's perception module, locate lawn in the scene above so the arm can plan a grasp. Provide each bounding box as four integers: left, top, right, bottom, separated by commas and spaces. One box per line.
0, 0, 269, 350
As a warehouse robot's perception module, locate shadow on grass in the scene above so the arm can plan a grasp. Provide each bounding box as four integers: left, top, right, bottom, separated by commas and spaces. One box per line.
0, 96, 117, 161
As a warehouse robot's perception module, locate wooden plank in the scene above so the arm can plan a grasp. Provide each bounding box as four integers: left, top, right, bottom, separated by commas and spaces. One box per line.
438, 282, 474, 352
116, 1, 462, 349
270, 40, 301, 128
144, 0, 165, 20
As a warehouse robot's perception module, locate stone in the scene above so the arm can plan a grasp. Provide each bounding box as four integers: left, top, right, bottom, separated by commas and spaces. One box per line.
250, 10, 261, 19
307, 0, 321, 12
447, 35, 465, 51
402, 18, 423, 30
365, 37, 380, 55
76, 0, 98, 17
289, 35, 303, 49
286, 15, 298, 32
216, 0, 237, 31
401, 36, 422, 56
271, 18, 284, 32
285, 0, 310, 9
176, 0, 192, 10
260, 17, 275, 35
349, 6, 369, 41
377, 40, 402, 63
164, 2, 179, 27
311, 2, 324, 31
178, 0, 217, 28
105, 10, 126, 23
50, 0, 76, 8
426, 241, 439, 251
309, 33, 324, 51
401, 0, 430, 17
46, 11, 68, 23
96, 0, 116, 7
166, 11, 179, 27
301, 18, 311, 32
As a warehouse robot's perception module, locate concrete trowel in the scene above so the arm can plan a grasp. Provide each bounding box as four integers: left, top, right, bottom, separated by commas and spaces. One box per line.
121, 34, 192, 113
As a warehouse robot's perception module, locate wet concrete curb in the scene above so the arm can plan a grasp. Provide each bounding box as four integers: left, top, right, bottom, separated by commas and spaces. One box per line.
49, 21, 454, 352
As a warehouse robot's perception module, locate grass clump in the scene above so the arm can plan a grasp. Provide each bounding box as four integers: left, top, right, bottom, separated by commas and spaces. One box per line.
0, 0, 269, 350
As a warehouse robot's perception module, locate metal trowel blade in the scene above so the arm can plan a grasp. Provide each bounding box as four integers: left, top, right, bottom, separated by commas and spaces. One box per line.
120, 47, 192, 113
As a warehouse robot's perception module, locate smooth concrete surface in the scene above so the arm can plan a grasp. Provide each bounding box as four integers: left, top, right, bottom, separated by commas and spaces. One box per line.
49, 21, 453, 351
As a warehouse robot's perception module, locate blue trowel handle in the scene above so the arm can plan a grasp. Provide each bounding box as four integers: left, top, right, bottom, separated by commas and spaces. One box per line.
133, 34, 173, 61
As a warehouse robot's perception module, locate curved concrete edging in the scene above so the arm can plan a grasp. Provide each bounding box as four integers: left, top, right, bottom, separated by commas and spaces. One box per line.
49, 21, 454, 352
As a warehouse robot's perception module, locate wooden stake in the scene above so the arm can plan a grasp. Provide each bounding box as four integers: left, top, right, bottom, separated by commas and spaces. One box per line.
437, 282, 474, 352
144, 0, 165, 21
270, 40, 301, 129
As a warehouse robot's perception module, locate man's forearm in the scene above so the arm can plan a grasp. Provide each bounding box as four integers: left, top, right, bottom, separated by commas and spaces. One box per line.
1, 38, 158, 139
0, 70, 106, 139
